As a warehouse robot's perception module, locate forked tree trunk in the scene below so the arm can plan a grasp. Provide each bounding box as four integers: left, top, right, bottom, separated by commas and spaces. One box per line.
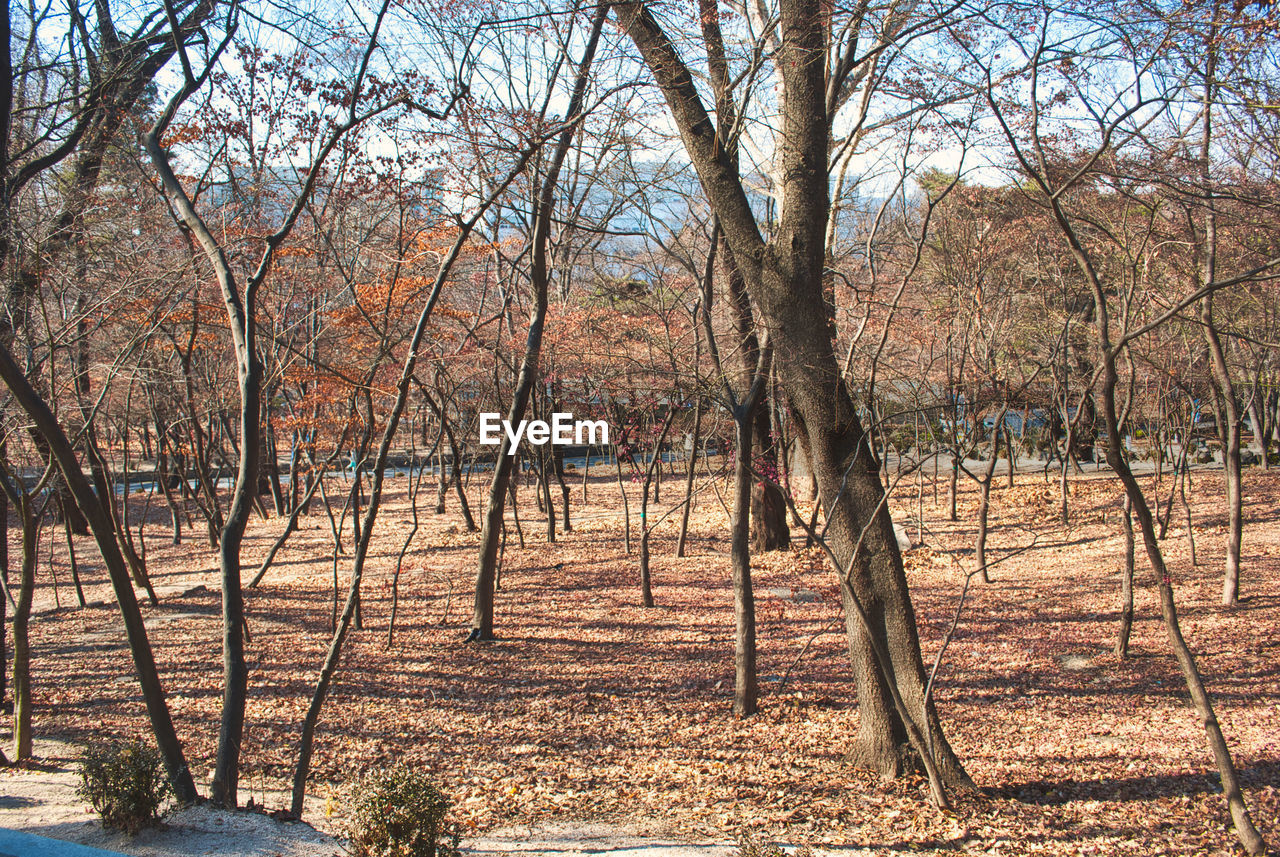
618, 0, 969, 788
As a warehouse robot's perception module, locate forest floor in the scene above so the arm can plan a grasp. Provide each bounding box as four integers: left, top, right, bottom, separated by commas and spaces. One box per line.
1, 461, 1278, 856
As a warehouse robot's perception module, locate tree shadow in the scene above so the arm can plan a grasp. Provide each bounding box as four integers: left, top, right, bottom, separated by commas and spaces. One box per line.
990, 757, 1280, 805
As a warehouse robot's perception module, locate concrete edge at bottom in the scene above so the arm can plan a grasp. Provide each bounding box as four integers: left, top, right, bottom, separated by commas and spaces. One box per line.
0, 828, 127, 857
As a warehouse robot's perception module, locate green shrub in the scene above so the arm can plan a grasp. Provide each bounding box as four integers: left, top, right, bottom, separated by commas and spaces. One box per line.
347, 767, 460, 857
77, 739, 170, 834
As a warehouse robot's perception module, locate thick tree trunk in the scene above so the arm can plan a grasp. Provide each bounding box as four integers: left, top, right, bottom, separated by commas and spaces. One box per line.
617, 0, 967, 788
210, 356, 260, 807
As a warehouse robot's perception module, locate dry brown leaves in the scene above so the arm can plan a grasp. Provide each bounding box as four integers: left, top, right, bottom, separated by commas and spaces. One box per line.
9, 465, 1280, 855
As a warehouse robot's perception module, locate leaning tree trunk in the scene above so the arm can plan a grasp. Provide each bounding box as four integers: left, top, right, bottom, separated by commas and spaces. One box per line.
1100, 358, 1266, 855
0, 348, 196, 801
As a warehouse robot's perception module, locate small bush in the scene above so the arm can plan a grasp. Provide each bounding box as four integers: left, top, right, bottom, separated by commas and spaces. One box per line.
77, 739, 170, 834
736, 835, 815, 857
347, 767, 460, 857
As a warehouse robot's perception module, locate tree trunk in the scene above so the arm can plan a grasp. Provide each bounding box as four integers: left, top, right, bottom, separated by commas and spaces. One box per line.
1101, 363, 1266, 854
1196, 36, 1243, 608
10, 496, 36, 761
553, 445, 571, 534
0, 347, 196, 801
676, 396, 703, 557
731, 412, 758, 715
1115, 494, 1134, 659
638, 411, 675, 608
264, 421, 286, 516
0, 477, 7, 712
470, 4, 608, 641
614, 450, 631, 554
618, 0, 968, 788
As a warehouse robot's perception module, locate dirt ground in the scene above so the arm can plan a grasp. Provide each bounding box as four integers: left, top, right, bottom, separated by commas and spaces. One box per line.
1, 460, 1278, 856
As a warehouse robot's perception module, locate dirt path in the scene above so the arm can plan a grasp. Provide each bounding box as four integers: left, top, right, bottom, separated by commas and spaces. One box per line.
1, 743, 823, 856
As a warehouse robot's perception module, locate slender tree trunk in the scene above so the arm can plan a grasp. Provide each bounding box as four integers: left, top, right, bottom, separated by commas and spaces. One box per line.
1102, 364, 1265, 854
731, 412, 757, 715
1115, 494, 1134, 659
0, 474, 7, 712
1059, 417, 1073, 525
10, 497, 36, 761
262, 421, 285, 516
1196, 28, 1242, 608
470, 5, 608, 641
614, 451, 631, 554
63, 515, 86, 607
975, 477, 993, 584
638, 412, 675, 608
539, 445, 556, 544
0, 348, 196, 801
676, 396, 702, 557
1181, 465, 1198, 567
948, 456, 959, 521
553, 445, 571, 533
1004, 424, 1016, 488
